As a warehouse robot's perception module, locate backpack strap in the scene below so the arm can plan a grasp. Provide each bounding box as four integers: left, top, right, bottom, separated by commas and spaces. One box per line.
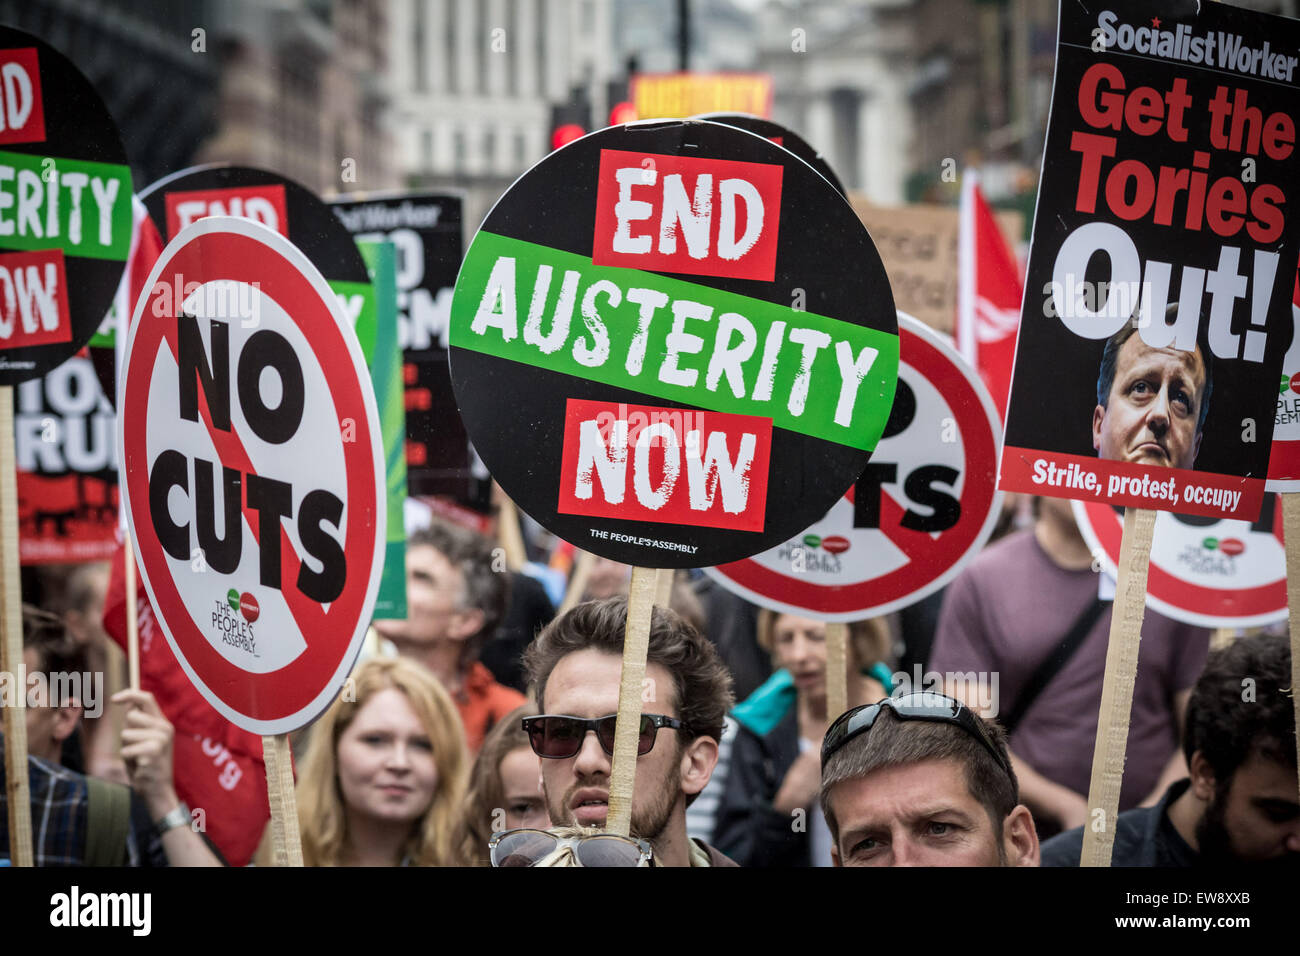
1001, 598, 1108, 737
84, 776, 131, 866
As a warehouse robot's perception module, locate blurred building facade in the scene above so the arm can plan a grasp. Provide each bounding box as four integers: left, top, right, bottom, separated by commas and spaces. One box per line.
756, 0, 913, 204
196, 0, 396, 196
389, 0, 618, 230
0, 0, 220, 189
4, 0, 396, 197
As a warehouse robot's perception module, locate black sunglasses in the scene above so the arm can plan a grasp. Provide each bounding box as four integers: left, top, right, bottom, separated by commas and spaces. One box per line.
820, 693, 1014, 780
522, 713, 691, 759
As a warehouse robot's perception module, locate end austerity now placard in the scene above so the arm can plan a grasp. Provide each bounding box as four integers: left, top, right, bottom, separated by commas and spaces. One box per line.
1000, 2, 1300, 521
0, 28, 131, 386
449, 121, 899, 568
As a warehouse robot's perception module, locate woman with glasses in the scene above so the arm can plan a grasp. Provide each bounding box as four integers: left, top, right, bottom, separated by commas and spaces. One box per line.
451, 703, 549, 865
712, 611, 894, 867
297, 657, 469, 866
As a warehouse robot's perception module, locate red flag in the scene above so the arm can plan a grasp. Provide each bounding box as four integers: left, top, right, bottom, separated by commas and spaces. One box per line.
957, 172, 1023, 421
103, 546, 271, 867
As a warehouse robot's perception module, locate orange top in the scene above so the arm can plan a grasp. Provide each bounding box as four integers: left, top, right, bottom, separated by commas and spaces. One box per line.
455, 661, 527, 753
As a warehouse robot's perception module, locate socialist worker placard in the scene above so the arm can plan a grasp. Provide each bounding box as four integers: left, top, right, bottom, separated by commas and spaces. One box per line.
999, 1, 1300, 521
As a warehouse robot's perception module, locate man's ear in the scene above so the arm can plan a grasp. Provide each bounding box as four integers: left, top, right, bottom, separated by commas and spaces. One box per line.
1092, 404, 1106, 452
1004, 805, 1040, 867
1188, 750, 1216, 801
680, 735, 719, 797
448, 607, 485, 642
1193, 428, 1203, 463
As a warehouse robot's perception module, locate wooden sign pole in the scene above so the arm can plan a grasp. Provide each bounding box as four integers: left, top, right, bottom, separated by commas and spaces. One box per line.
124, 543, 141, 690
654, 568, 674, 609
1079, 506, 1156, 867
0, 385, 33, 867
557, 549, 596, 616
1280, 493, 1300, 803
825, 621, 849, 722
606, 565, 657, 837
262, 733, 304, 866
494, 485, 528, 572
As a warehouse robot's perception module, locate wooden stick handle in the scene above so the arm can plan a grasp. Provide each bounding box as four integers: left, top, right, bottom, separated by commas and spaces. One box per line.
1281, 493, 1300, 805
654, 568, 674, 609
494, 486, 527, 572
606, 565, 657, 837
124, 540, 141, 690
825, 621, 849, 723
262, 733, 304, 866
1080, 506, 1155, 867
0, 385, 33, 866
558, 549, 596, 616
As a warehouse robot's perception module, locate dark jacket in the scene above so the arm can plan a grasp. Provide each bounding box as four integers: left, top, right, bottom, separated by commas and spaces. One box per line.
712, 709, 810, 867
1040, 779, 1198, 867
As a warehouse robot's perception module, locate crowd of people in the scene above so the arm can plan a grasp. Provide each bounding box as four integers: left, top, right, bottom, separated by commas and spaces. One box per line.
2, 497, 1297, 868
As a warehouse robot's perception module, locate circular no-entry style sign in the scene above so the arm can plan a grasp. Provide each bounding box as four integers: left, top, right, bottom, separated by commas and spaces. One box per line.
705, 313, 1002, 619
0, 27, 132, 385
448, 120, 898, 568
119, 217, 385, 734
1074, 497, 1286, 628
692, 113, 846, 197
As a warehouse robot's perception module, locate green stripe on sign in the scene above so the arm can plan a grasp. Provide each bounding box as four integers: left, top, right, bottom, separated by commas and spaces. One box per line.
0, 151, 132, 261
451, 232, 898, 451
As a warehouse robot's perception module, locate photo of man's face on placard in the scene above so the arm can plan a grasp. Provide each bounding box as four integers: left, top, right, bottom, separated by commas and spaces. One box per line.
1091, 322, 1212, 471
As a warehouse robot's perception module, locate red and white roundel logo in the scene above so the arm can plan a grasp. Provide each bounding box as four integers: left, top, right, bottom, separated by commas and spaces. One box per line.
119, 217, 385, 735
1074, 497, 1286, 629
704, 314, 1003, 620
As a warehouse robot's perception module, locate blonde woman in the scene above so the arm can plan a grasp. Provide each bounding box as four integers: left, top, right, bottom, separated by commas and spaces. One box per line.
298, 657, 469, 866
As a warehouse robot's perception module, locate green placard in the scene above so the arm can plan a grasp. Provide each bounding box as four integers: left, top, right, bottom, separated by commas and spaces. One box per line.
0, 150, 133, 261
329, 241, 407, 619
450, 231, 899, 451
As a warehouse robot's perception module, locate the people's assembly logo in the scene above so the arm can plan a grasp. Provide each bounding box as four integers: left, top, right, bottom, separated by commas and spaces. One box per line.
212, 588, 260, 656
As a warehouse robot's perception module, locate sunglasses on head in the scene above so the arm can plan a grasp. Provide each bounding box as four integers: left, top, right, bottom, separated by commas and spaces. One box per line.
488, 828, 653, 867
522, 713, 691, 759
820, 692, 1015, 780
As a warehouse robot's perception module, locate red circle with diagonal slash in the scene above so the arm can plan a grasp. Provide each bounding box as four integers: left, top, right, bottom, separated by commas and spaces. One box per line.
120, 217, 383, 734
704, 314, 1002, 620
1074, 498, 1285, 628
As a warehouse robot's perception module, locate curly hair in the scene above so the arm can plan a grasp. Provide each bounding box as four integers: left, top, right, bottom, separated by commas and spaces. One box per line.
1183, 633, 1295, 785
409, 520, 510, 666
297, 657, 469, 866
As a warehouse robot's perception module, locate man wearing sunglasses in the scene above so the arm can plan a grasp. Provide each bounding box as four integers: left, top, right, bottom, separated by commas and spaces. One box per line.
819, 693, 1040, 866
522, 597, 737, 866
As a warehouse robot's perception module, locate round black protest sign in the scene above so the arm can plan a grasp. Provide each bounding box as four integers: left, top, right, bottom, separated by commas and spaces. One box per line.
692, 113, 846, 197
448, 120, 898, 567
0, 27, 132, 386
140, 164, 369, 285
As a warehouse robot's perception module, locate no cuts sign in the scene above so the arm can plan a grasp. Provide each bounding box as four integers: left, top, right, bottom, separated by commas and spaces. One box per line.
448, 120, 899, 567
119, 217, 385, 734
1074, 495, 1285, 627
705, 314, 1003, 618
